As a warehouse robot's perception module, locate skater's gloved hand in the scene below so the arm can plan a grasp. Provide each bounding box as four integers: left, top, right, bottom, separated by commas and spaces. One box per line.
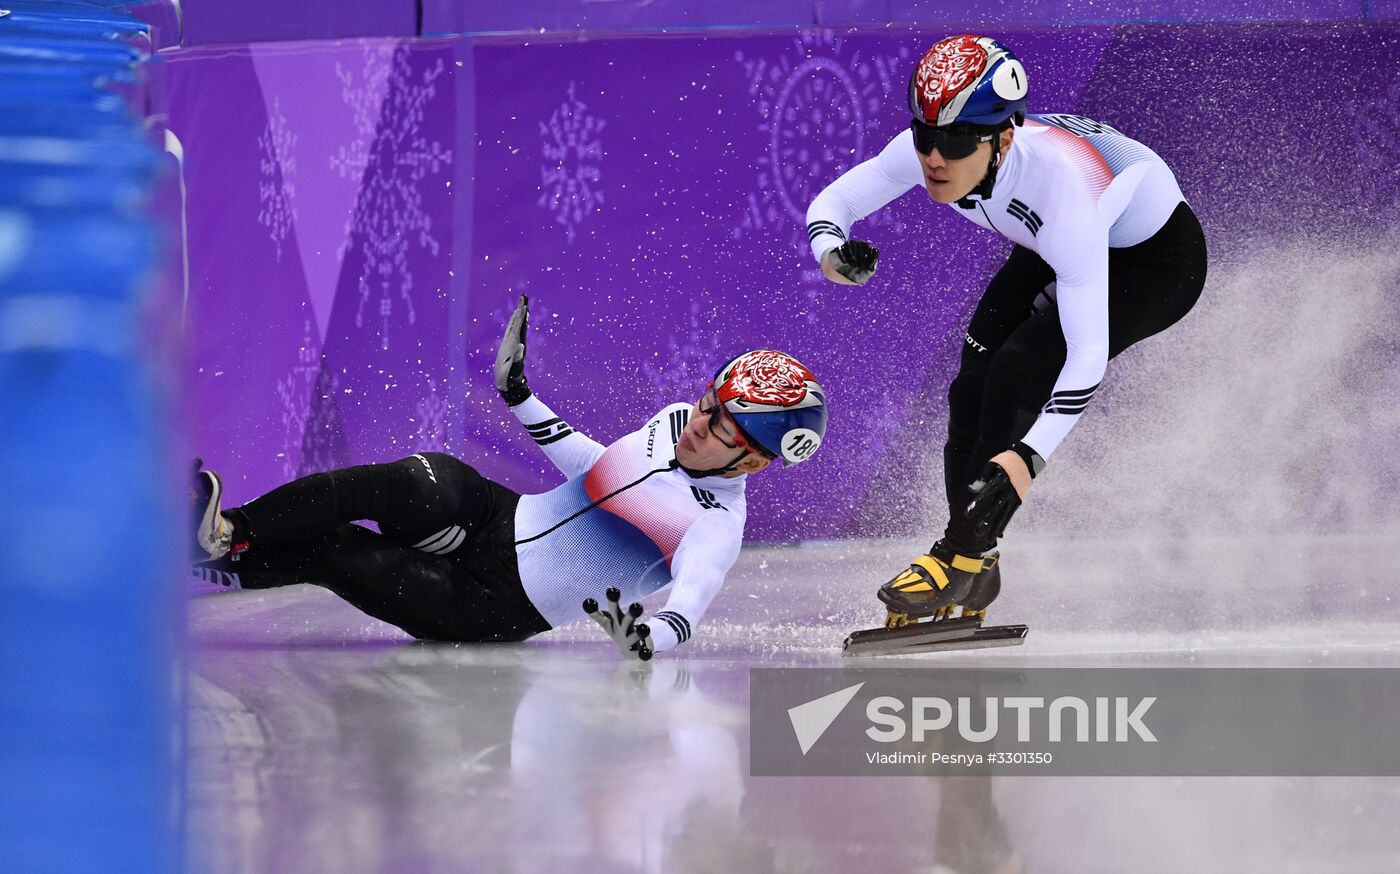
583, 587, 654, 661
493, 294, 532, 406
824, 240, 879, 285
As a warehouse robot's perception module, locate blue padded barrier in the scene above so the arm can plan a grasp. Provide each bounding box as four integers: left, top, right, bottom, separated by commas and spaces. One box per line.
0, 4, 180, 871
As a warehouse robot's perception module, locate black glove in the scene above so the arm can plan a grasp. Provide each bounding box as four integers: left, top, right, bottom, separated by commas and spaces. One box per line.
963, 460, 1022, 543
583, 587, 654, 661
493, 294, 531, 406
827, 240, 879, 284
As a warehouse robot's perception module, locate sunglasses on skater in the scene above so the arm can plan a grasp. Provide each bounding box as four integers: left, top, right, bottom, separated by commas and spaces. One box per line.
909, 118, 995, 160
698, 384, 772, 458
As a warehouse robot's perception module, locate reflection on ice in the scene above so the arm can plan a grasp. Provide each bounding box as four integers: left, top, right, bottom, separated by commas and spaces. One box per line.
190, 561, 1400, 872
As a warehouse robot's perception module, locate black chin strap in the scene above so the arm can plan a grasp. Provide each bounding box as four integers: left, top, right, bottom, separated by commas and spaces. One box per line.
674, 451, 748, 479
955, 145, 1003, 210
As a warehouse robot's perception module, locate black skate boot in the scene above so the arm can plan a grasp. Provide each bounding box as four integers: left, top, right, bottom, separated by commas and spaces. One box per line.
878, 539, 998, 629
955, 551, 1001, 621
191, 459, 233, 561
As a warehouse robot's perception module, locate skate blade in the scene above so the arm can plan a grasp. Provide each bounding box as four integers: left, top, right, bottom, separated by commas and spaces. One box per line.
842, 618, 1028, 657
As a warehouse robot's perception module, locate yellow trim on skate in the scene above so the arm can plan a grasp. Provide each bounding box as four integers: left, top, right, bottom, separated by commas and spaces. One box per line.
950, 553, 987, 573
911, 555, 952, 590
890, 568, 928, 591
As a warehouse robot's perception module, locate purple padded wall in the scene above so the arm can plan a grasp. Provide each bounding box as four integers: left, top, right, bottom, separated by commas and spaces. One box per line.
177, 0, 416, 46
165, 24, 1400, 540
420, 0, 1379, 34
169, 0, 1395, 46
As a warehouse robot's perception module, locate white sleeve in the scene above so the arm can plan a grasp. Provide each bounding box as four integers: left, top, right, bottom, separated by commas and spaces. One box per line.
1020, 221, 1110, 460
805, 129, 923, 263
508, 395, 607, 479
645, 511, 744, 653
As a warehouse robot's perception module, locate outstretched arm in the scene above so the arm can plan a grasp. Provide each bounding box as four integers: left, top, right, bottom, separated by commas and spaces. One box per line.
806, 128, 923, 285
494, 295, 606, 478
585, 513, 743, 658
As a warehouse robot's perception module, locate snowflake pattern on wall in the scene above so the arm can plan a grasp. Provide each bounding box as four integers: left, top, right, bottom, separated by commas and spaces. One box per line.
413, 375, 449, 452
331, 42, 395, 183
275, 320, 319, 478
334, 43, 452, 352
735, 31, 909, 251
539, 81, 606, 246
258, 97, 298, 261
645, 300, 718, 406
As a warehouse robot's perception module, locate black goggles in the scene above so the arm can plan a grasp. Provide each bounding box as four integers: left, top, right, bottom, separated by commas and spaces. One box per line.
699, 384, 773, 459
909, 118, 995, 160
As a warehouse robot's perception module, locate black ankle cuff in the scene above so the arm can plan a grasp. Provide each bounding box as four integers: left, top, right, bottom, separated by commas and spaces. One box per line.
225, 507, 252, 544
939, 526, 993, 558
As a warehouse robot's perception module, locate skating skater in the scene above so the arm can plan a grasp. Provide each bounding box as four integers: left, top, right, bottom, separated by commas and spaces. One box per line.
806, 35, 1206, 629
191, 296, 828, 658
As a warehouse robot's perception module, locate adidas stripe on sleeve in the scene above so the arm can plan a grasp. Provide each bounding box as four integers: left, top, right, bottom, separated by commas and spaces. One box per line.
1019, 215, 1111, 459
804, 128, 922, 265
509, 395, 607, 479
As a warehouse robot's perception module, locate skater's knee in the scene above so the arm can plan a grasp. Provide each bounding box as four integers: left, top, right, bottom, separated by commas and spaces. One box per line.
414, 451, 463, 472
400, 453, 478, 492
948, 367, 988, 429
387, 454, 454, 502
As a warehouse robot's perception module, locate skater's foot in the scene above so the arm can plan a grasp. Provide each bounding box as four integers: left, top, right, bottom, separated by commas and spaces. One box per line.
877, 541, 995, 620
191, 459, 233, 561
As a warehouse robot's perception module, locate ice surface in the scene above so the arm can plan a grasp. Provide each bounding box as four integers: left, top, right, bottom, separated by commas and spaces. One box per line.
188, 538, 1400, 873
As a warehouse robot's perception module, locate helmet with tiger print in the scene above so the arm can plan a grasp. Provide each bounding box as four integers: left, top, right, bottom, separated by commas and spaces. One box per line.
908, 34, 1028, 129
712, 350, 827, 466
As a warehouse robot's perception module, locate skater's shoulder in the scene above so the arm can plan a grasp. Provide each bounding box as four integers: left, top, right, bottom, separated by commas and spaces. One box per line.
1008, 123, 1075, 176
597, 401, 696, 463
641, 401, 699, 434
655, 400, 697, 418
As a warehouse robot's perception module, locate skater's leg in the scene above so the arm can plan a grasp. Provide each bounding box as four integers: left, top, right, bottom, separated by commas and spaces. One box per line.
944, 247, 1055, 516
312, 531, 548, 642
948, 308, 1067, 552
877, 250, 1050, 627
227, 452, 513, 554
226, 455, 430, 545
1104, 202, 1207, 357
200, 477, 547, 641
191, 525, 365, 590
193, 523, 467, 635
